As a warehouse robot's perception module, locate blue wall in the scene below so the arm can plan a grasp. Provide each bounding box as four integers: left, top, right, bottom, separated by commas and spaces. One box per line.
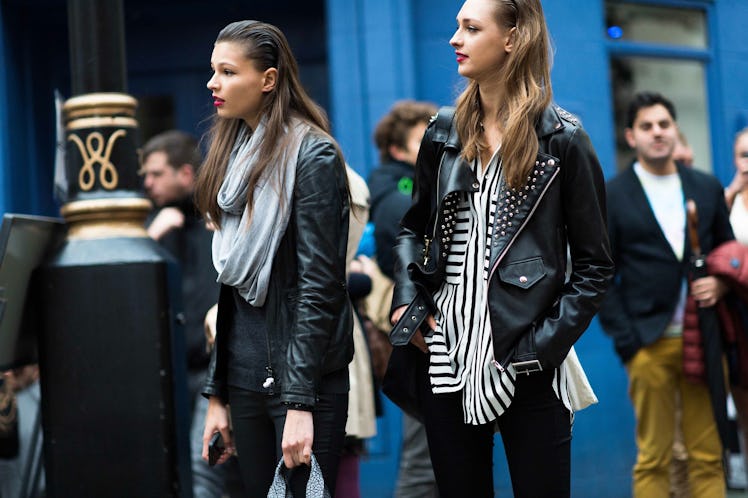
713, 0, 748, 182
0, 4, 8, 216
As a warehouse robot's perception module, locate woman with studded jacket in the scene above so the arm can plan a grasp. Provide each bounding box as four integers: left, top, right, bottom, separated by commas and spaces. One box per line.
195, 20, 353, 496
387, 0, 614, 496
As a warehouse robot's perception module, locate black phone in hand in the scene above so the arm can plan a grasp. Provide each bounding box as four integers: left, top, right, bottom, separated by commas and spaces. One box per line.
208, 432, 224, 466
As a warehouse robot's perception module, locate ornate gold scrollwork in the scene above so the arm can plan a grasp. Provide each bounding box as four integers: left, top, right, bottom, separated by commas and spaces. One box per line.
68, 129, 125, 191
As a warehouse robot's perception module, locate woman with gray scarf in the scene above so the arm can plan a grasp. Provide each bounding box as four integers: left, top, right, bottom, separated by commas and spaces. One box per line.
196, 20, 353, 497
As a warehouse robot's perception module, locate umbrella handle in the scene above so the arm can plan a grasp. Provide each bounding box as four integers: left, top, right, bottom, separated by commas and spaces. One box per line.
686, 199, 702, 258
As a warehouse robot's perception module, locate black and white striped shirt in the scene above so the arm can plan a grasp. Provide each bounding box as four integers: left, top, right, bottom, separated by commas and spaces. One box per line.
426, 150, 573, 425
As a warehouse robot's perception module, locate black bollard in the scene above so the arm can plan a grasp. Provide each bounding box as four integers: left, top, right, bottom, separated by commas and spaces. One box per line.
34, 1, 193, 496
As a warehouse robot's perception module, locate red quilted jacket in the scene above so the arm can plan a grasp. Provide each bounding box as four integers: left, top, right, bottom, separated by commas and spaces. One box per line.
700, 241, 748, 387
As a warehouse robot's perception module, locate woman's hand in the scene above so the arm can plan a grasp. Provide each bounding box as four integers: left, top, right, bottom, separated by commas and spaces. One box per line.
202, 396, 235, 465
391, 305, 435, 354
725, 168, 748, 210
282, 409, 314, 468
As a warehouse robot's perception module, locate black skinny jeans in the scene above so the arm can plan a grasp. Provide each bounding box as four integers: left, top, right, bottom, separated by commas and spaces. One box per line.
416, 352, 572, 498
227, 387, 348, 497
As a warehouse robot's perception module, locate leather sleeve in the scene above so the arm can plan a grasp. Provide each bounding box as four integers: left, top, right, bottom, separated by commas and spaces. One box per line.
391, 122, 439, 314
534, 126, 615, 367
280, 136, 351, 407
202, 284, 230, 403
201, 343, 227, 402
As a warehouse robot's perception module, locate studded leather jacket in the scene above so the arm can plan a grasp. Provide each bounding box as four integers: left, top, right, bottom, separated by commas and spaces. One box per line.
391, 105, 614, 371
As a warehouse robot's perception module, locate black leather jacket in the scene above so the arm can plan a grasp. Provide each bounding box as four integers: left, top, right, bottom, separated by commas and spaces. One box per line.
391, 105, 614, 371
203, 131, 354, 407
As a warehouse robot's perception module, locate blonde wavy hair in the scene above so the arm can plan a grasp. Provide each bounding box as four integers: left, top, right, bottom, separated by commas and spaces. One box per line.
454, 0, 552, 189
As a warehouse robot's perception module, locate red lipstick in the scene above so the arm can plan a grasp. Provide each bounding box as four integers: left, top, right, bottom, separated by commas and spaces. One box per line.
456, 52, 467, 63
212, 95, 225, 107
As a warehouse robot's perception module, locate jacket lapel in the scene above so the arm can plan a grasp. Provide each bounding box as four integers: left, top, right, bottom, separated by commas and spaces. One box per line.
438, 122, 477, 201
487, 152, 561, 273
622, 166, 682, 262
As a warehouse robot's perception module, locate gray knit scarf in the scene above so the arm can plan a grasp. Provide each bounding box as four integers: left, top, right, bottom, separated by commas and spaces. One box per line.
212, 117, 310, 306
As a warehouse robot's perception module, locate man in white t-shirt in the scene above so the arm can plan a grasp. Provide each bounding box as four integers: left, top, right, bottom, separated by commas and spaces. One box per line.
599, 92, 734, 498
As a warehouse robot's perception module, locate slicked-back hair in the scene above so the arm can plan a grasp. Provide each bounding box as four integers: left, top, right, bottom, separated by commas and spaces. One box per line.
195, 20, 337, 228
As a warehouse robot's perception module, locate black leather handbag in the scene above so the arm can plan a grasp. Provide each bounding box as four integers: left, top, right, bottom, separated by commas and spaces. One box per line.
382, 290, 434, 422
382, 343, 426, 422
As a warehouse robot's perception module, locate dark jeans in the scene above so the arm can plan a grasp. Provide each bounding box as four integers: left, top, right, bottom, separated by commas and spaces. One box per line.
416, 353, 571, 498
227, 387, 348, 497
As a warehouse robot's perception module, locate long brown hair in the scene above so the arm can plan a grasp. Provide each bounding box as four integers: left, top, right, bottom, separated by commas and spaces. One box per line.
454, 0, 552, 189
195, 20, 332, 227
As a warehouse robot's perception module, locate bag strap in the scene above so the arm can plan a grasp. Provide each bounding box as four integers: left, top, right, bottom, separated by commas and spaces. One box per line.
267, 454, 331, 498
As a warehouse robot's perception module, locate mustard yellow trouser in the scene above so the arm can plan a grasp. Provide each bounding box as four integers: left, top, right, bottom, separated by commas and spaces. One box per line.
627, 337, 725, 498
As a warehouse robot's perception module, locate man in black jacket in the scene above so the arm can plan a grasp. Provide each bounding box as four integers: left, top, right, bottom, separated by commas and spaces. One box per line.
599, 92, 733, 498
368, 100, 438, 498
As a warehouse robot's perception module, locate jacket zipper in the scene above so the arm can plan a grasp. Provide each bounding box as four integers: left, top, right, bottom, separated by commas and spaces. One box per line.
263, 331, 275, 394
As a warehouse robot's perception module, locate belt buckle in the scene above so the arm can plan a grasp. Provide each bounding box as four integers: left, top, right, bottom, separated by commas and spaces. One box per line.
511, 359, 543, 375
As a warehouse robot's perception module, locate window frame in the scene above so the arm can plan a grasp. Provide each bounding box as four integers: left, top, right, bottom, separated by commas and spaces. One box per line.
605, 0, 728, 180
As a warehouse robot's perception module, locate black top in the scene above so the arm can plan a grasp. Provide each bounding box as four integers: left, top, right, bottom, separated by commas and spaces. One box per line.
222, 285, 348, 396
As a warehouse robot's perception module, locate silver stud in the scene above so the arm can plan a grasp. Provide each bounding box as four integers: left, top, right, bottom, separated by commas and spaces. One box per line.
519, 276, 528, 284
548, 159, 555, 166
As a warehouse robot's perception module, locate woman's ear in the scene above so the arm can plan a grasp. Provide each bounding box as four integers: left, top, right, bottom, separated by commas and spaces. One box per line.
262, 68, 278, 93
505, 26, 517, 53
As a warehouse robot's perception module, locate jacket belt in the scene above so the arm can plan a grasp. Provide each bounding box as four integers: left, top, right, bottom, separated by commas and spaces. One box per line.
389, 291, 435, 346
